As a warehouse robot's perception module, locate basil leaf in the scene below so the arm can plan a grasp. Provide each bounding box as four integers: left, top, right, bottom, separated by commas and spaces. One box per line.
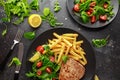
24, 31, 36, 40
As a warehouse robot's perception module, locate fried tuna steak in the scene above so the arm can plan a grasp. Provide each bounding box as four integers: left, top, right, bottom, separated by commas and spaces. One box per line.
59, 58, 85, 80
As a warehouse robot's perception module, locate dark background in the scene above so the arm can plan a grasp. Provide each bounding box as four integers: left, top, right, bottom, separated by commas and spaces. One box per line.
0, 0, 120, 80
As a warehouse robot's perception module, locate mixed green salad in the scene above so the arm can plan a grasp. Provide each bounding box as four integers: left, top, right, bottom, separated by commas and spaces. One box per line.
26, 45, 61, 80
73, 0, 114, 23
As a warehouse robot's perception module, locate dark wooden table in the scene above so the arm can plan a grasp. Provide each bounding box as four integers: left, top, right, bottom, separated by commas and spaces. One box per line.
0, 0, 120, 80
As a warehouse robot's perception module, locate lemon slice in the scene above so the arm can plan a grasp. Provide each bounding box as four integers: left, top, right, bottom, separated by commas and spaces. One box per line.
28, 14, 42, 28
29, 51, 40, 62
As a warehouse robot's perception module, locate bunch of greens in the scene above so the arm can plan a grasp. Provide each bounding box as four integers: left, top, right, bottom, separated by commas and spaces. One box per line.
26, 45, 60, 80
0, 0, 40, 25
41, 8, 63, 27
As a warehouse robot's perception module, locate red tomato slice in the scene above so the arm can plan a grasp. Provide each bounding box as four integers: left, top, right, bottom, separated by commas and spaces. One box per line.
73, 4, 80, 12
103, 3, 108, 9
36, 61, 42, 68
91, 16, 96, 23
99, 15, 107, 21
36, 45, 44, 53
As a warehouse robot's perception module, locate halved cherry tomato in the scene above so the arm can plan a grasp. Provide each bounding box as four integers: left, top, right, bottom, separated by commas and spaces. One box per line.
99, 15, 107, 21
36, 61, 42, 68
37, 70, 42, 76
90, 1, 96, 7
103, 3, 108, 9
86, 8, 93, 16
91, 16, 96, 23
46, 67, 52, 73
36, 45, 44, 53
50, 56, 55, 62
73, 4, 80, 12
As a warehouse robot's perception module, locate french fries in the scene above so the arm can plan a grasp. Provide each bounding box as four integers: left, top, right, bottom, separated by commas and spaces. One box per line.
48, 32, 87, 66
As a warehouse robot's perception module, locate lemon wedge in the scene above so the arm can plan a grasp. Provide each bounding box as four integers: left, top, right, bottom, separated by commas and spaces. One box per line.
28, 14, 42, 28
29, 51, 40, 62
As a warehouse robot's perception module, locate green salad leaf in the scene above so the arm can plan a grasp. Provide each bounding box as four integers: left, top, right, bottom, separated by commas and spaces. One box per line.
54, 0, 61, 12
92, 35, 110, 48
30, 0, 39, 11
8, 57, 21, 67
41, 8, 63, 27
24, 31, 36, 40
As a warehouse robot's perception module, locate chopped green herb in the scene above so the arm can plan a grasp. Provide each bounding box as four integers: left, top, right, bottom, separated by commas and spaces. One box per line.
41, 8, 63, 27
8, 57, 21, 67
62, 55, 68, 63
1, 23, 7, 36
43, 8, 50, 16
30, 0, 39, 11
24, 31, 36, 40
54, 0, 61, 12
92, 35, 110, 48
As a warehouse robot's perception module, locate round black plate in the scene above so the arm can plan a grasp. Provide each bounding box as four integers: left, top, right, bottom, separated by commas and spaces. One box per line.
66, 0, 119, 28
26, 28, 96, 80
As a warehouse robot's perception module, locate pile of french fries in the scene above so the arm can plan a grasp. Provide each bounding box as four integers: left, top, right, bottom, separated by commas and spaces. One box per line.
48, 32, 87, 66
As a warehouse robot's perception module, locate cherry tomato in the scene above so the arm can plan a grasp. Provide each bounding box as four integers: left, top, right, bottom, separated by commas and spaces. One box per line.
73, 4, 80, 12
37, 70, 42, 76
36, 46, 44, 53
103, 3, 108, 9
91, 16, 96, 23
46, 67, 52, 73
50, 56, 55, 62
99, 15, 107, 21
86, 8, 93, 16
36, 61, 42, 68
90, 1, 96, 7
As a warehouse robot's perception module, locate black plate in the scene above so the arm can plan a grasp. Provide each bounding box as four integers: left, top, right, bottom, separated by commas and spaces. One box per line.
66, 0, 119, 28
26, 28, 96, 80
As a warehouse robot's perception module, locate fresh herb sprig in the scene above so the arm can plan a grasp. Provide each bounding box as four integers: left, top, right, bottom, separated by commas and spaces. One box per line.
1, 23, 7, 36
92, 35, 110, 48
8, 57, 21, 67
41, 8, 63, 27
54, 0, 61, 12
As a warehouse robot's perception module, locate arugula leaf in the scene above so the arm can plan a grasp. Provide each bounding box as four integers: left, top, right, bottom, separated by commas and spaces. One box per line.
30, 0, 39, 11
2, 29, 7, 36
54, 0, 61, 12
43, 8, 50, 16
26, 72, 36, 77
1, 23, 7, 36
41, 8, 63, 27
81, 11, 89, 23
92, 35, 110, 48
8, 57, 21, 67
24, 31, 36, 40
